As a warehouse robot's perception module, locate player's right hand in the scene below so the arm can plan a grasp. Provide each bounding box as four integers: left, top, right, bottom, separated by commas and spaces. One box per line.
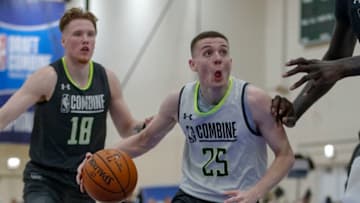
224, 189, 257, 203
283, 57, 342, 94
76, 152, 93, 193
271, 95, 296, 127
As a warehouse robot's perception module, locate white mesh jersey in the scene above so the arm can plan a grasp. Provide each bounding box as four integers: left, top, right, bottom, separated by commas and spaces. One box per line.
178, 77, 267, 202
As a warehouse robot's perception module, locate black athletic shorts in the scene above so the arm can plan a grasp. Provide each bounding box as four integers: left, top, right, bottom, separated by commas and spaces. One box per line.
23, 161, 95, 203
171, 189, 259, 203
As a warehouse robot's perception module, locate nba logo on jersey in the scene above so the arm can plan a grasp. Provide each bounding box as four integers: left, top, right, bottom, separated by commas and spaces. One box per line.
61, 94, 70, 113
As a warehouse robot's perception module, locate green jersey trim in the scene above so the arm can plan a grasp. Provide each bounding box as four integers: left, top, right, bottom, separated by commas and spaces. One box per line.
194, 77, 233, 116
61, 57, 94, 90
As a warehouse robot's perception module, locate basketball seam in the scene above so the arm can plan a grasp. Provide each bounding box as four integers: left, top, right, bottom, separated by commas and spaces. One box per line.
95, 151, 127, 196
83, 162, 123, 195
118, 150, 137, 192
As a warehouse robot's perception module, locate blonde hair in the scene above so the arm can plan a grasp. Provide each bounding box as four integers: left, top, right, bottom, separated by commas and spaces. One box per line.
59, 7, 98, 32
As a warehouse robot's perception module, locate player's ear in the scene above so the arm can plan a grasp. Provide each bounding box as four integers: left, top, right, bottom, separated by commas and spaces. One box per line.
189, 59, 196, 72
61, 36, 65, 46
61, 30, 68, 46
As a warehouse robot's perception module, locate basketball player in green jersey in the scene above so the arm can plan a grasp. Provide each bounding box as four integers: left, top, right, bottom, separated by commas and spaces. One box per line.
0, 8, 147, 203
78, 31, 294, 203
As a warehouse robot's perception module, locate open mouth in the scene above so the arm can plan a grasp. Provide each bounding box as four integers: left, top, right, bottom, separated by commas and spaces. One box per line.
214, 71, 222, 80
81, 47, 89, 52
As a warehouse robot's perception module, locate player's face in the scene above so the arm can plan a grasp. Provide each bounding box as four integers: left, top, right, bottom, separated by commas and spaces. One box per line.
62, 19, 96, 64
189, 37, 232, 88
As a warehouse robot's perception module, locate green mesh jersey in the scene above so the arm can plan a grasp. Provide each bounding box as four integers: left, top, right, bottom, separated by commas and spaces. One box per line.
29, 57, 110, 172
178, 77, 267, 202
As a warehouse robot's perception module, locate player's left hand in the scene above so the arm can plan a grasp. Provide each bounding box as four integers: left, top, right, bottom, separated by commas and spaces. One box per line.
223, 189, 258, 203
271, 95, 296, 127
76, 152, 93, 193
283, 57, 342, 94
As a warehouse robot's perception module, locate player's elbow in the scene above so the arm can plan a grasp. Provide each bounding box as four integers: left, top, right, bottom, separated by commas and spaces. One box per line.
276, 146, 295, 169
284, 148, 295, 170
0, 120, 4, 130
0, 114, 8, 130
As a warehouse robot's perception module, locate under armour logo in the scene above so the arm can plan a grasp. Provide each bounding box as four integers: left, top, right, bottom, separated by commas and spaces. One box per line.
354, 0, 360, 4
61, 83, 71, 90
183, 113, 193, 120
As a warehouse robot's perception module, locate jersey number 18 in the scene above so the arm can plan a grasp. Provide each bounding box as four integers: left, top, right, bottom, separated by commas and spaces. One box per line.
67, 116, 94, 145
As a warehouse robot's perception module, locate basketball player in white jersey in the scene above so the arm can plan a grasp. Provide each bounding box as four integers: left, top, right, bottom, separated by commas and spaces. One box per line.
78, 30, 294, 203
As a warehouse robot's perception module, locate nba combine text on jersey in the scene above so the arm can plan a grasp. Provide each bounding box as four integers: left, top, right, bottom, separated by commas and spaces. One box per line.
185, 121, 237, 143
61, 93, 105, 114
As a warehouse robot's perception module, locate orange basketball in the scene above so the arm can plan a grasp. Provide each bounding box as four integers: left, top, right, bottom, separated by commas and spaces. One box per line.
82, 149, 138, 202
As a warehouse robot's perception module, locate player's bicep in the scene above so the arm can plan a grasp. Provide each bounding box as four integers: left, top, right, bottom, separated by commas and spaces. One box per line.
109, 97, 135, 136
0, 67, 55, 129
258, 110, 291, 156
106, 70, 136, 137
143, 93, 179, 144
246, 85, 290, 154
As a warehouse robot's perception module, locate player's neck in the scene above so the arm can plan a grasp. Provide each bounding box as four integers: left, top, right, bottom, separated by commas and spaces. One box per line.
63, 56, 90, 87
199, 85, 227, 105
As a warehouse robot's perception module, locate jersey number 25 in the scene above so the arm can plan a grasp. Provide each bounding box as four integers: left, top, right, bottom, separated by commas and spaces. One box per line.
202, 148, 229, 176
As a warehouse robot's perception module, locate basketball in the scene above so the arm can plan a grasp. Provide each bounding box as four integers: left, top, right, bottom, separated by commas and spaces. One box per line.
82, 149, 138, 202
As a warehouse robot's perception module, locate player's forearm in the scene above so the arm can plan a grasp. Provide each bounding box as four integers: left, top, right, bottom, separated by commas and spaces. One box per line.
0, 108, 11, 130
112, 131, 153, 158
292, 81, 334, 121
338, 56, 360, 78
0, 111, 5, 130
116, 120, 144, 138
250, 151, 294, 200
112, 121, 169, 159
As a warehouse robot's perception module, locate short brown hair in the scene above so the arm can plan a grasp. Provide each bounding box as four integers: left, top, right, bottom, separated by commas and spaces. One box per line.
190, 31, 228, 56
59, 7, 98, 32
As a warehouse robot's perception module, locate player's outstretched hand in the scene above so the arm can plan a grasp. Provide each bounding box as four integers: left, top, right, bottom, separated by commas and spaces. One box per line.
76, 152, 93, 193
283, 57, 342, 94
271, 95, 296, 127
224, 189, 257, 203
